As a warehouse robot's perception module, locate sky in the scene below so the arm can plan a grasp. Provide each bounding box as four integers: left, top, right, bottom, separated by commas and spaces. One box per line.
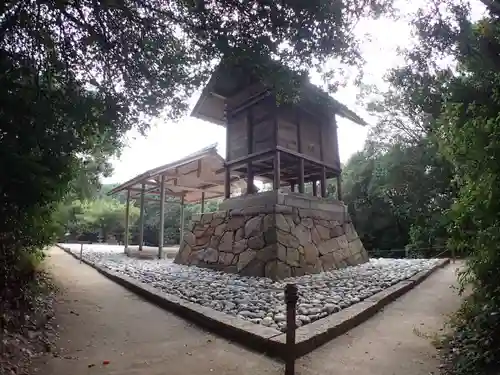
104, 1, 486, 184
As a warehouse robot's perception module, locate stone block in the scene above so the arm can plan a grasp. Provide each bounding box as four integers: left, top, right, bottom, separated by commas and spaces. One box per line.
201, 213, 215, 225
336, 235, 349, 249
245, 216, 262, 237
248, 235, 265, 250
320, 253, 336, 270
214, 223, 226, 236
301, 217, 314, 228
277, 230, 300, 248
318, 237, 340, 255
348, 238, 364, 255
218, 231, 234, 251
262, 214, 275, 232
256, 245, 276, 262
233, 239, 247, 254
275, 261, 292, 279
283, 195, 311, 209
240, 259, 265, 277
345, 223, 359, 241
303, 243, 319, 265
210, 217, 225, 228
227, 216, 246, 230
237, 250, 257, 271
275, 214, 290, 232
285, 247, 300, 267
174, 193, 368, 280
219, 252, 234, 266
201, 248, 218, 263
277, 244, 287, 263
274, 204, 293, 214
315, 225, 330, 241
311, 227, 321, 245
292, 224, 311, 247
330, 225, 344, 238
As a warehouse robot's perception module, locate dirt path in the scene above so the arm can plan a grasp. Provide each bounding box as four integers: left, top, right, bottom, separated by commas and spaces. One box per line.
296, 261, 463, 375
36, 247, 281, 375
37, 247, 462, 375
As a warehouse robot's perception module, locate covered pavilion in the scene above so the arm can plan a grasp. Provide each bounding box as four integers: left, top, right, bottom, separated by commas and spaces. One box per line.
109, 144, 247, 258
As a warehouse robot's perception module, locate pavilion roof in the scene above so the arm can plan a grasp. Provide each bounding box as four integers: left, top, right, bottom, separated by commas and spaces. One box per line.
191, 58, 367, 127
108, 144, 246, 203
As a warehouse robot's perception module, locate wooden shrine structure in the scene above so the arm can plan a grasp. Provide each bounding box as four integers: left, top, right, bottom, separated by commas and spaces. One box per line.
174, 58, 370, 280
191, 60, 367, 200
109, 144, 247, 258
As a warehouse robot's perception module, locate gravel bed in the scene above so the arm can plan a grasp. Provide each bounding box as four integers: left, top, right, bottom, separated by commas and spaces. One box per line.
63, 244, 441, 332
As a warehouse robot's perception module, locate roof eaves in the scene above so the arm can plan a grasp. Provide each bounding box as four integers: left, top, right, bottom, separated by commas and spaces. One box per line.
108, 143, 220, 196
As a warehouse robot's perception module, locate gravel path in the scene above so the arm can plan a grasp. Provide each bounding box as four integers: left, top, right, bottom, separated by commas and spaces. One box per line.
38, 247, 462, 375
62, 244, 440, 332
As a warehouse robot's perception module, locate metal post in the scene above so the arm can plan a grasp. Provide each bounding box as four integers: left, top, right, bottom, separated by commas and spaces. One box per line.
158, 175, 166, 259
80, 243, 83, 264
312, 180, 317, 197
124, 189, 130, 254
138, 183, 146, 251
201, 192, 205, 213
285, 283, 298, 375
179, 195, 185, 246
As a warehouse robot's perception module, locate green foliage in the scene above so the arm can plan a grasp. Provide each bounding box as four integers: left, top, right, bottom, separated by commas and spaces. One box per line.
341, 137, 454, 255
55, 196, 140, 243
370, 2, 500, 374
2, 0, 394, 327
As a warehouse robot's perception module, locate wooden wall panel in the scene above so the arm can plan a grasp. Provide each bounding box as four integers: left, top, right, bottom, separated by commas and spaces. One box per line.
330, 115, 341, 170
253, 118, 274, 152
299, 115, 321, 160
321, 120, 338, 167
277, 119, 298, 151
227, 112, 248, 161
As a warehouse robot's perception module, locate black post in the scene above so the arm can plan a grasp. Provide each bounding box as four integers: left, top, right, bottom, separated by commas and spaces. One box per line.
285, 283, 298, 375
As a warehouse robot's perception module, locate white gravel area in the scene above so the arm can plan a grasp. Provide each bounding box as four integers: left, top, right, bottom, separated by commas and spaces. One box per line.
61, 244, 441, 332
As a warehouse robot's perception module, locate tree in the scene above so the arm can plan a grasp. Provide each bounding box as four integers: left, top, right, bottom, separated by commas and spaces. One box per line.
2, 0, 400, 315
341, 137, 454, 256
365, 2, 500, 373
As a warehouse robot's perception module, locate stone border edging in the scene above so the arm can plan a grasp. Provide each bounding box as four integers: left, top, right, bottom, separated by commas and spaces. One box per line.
55, 244, 449, 359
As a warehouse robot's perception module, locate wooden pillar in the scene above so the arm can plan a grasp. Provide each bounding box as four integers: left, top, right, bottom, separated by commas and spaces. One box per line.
158, 175, 166, 259
124, 189, 130, 253
298, 159, 305, 193
296, 108, 304, 194
224, 168, 231, 199
247, 108, 254, 195
320, 166, 327, 198
138, 183, 145, 251
312, 180, 317, 197
247, 166, 254, 195
179, 195, 185, 245
336, 175, 343, 201
224, 104, 231, 199
201, 192, 205, 213
274, 151, 281, 190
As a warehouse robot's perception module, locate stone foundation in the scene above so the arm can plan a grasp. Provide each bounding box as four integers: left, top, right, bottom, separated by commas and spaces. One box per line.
174, 191, 368, 280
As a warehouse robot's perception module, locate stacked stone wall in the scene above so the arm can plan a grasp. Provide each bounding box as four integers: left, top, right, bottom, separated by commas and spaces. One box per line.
174, 203, 368, 280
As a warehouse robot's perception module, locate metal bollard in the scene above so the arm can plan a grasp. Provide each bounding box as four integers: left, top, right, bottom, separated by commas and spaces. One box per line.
285, 283, 298, 375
